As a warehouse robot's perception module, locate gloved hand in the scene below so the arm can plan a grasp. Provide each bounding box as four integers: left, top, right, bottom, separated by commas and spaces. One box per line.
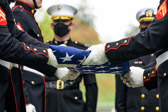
47, 48, 59, 67
55, 68, 80, 81
120, 66, 144, 88
82, 43, 108, 65
26, 104, 36, 112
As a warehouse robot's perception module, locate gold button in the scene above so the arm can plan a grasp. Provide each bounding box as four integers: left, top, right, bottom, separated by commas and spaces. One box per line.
156, 94, 159, 99
64, 41, 68, 45
31, 81, 35, 85
141, 106, 145, 111
37, 34, 40, 37
74, 41, 78, 44
124, 40, 127, 43
43, 50, 46, 53
34, 48, 37, 51
27, 46, 30, 49
156, 106, 159, 111
148, 73, 150, 77
19, 5, 22, 8
54, 40, 58, 44
144, 76, 146, 80
163, 73, 167, 77
74, 96, 78, 100
31, 9, 34, 14
115, 43, 119, 46
152, 71, 154, 74
141, 94, 145, 98
13, 19, 15, 22
107, 45, 110, 48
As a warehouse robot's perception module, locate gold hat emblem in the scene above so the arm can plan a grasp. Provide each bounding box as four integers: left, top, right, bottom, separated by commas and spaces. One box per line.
145, 9, 153, 17
57, 5, 62, 11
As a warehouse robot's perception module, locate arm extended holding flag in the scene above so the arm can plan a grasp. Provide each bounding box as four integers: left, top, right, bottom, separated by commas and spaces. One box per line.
49, 45, 130, 75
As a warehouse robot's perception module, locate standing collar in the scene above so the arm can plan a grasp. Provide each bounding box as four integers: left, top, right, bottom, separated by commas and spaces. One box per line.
53, 38, 72, 45
15, 1, 36, 15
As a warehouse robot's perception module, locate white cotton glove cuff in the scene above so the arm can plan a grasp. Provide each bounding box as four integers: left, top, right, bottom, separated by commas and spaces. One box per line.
55, 68, 80, 81
47, 48, 58, 67
82, 43, 108, 65
26, 104, 36, 112
126, 66, 144, 88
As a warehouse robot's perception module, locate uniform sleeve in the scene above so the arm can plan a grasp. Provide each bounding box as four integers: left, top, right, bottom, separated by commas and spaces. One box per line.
105, 0, 168, 65
115, 75, 127, 112
143, 66, 158, 90
83, 74, 98, 112
14, 25, 49, 48
0, 4, 50, 74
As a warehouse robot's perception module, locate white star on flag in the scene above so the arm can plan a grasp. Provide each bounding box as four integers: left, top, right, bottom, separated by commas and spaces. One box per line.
60, 52, 74, 62
78, 56, 87, 64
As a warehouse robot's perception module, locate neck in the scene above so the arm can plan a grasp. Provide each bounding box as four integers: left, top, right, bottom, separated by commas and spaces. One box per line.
54, 34, 70, 41
17, 0, 34, 9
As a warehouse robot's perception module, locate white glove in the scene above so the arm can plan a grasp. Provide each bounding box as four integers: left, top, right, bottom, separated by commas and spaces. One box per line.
47, 48, 77, 67
120, 66, 144, 88
82, 44, 108, 65
47, 48, 59, 67
55, 68, 80, 81
26, 104, 36, 112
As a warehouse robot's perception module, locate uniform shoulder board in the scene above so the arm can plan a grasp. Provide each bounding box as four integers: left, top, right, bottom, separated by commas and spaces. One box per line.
12, 5, 23, 12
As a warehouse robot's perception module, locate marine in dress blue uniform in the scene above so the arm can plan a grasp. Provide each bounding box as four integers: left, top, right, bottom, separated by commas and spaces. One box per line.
104, 1, 168, 111
12, 1, 48, 112
0, 0, 61, 111
46, 4, 98, 112
115, 8, 160, 112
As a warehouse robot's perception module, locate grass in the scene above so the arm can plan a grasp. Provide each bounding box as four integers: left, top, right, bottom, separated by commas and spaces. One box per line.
80, 73, 116, 109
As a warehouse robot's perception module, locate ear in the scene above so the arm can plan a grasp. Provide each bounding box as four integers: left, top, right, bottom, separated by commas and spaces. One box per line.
139, 25, 141, 30
69, 23, 75, 30
51, 23, 54, 30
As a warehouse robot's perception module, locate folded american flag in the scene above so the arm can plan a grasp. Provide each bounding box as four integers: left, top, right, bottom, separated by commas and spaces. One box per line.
50, 45, 130, 74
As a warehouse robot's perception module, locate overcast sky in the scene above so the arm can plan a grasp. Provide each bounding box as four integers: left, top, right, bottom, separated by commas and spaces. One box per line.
42, 0, 160, 43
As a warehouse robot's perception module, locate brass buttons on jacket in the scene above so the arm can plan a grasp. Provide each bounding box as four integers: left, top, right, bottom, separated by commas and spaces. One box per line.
152, 71, 154, 74
141, 94, 145, 98
43, 50, 46, 53
64, 41, 68, 45
141, 106, 145, 111
124, 40, 127, 43
156, 94, 159, 99
74, 96, 78, 100
148, 73, 150, 77
156, 106, 159, 111
31, 9, 35, 14
27, 46, 30, 49
37, 34, 40, 37
144, 76, 146, 80
107, 45, 110, 48
34, 48, 37, 51
31, 81, 35, 85
115, 43, 119, 46
163, 73, 167, 77
54, 40, 58, 45
74, 41, 78, 44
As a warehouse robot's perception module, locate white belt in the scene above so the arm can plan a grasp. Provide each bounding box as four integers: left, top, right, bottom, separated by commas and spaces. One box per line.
0, 59, 10, 69
23, 66, 44, 77
156, 51, 168, 67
